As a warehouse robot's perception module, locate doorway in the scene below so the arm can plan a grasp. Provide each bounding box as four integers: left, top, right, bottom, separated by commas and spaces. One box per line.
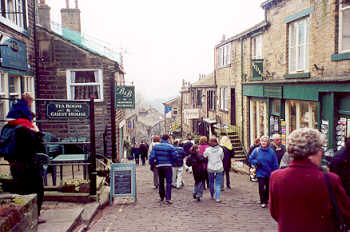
231, 88, 236, 125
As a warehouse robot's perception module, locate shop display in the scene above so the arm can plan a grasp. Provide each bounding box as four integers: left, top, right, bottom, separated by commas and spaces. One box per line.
281, 120, 286, 145
336, 118, 347, 151
321, 120, 329, 152
270, 116, 280, 136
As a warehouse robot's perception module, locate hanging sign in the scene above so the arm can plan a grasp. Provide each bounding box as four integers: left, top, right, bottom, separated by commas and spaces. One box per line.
0, 36, 28, 71
110, 163, 136, 204
46, 101, 90, 119
115, 86, 135, 109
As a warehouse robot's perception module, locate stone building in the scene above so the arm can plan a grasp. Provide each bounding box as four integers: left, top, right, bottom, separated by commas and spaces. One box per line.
162, 97, 181, 138
0, 0, 36, 125
36, 0, 126, 161
241, 0, 350, 156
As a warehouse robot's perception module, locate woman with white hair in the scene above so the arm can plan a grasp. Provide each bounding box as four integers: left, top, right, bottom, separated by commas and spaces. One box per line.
249, 135, 278, 208
220, 136, 234, 189
269, 128, 350, 231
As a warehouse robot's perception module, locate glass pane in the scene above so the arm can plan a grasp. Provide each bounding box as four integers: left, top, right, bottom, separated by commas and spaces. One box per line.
258, 101, 265, 137
74, 71, 96, 83
73, 85, 99, 100
271, 99, 280, 114
288, 100, 297, 133
342, 8, 350, 51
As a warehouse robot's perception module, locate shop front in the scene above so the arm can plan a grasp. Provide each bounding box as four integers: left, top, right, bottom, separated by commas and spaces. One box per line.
243, 81, 350, 158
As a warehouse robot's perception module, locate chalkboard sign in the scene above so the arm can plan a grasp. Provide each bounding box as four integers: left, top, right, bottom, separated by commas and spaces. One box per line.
46, 101, 90, 119
110, 163, 136, 204
114, 170, 131, 194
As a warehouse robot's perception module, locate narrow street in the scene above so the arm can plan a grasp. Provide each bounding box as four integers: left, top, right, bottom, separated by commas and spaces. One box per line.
88, 164, 277, 232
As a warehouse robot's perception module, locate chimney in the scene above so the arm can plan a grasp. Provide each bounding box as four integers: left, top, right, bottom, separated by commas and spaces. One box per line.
61, 0, 81, 33
38, 0, 51, 30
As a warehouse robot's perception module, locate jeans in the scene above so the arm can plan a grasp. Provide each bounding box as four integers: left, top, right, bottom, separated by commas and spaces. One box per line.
193, 181, 204, 198
153, 166, 159, 187
172, 166, 184, 188
141, 154, 147, 166
257, 177, 269, 204
135, 155, 140, 165
208, 172, 223, 200
221, 170, 230, 188
158, 166, 172, 200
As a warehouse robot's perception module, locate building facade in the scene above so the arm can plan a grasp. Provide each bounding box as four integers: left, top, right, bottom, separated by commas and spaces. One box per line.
0, 0, 36, 125
241, 0, 350, 157
36, 1, 126, 161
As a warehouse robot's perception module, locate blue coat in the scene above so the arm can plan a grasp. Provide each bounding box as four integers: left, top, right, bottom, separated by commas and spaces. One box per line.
249, 146, 279, 178
173, 147, 187, 167
149, 140, 178, 167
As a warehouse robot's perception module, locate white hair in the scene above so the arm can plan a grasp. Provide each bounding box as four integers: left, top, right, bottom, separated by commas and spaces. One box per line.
271, 134, 281, 140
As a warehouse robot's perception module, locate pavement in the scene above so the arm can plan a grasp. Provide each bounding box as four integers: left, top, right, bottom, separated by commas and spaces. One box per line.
86, 164, 278, 232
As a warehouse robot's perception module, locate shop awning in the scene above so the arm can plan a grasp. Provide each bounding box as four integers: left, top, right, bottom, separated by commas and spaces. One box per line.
203, 118, 216, 124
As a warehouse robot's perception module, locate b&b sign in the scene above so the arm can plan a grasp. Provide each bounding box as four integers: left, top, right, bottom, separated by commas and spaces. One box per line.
46, 101, 90, 119
115, 86, 135, 109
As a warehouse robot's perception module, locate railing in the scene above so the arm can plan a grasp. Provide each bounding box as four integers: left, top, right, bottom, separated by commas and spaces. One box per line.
50, 21, 121, 63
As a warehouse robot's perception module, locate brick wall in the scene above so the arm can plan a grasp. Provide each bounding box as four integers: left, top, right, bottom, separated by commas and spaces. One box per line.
36, 27, 123, 156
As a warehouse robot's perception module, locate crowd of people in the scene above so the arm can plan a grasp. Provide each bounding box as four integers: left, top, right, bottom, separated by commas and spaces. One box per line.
134, 128, 350, 231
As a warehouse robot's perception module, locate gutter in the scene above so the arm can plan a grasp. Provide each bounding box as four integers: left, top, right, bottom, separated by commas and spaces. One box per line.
240, 38, 245, 148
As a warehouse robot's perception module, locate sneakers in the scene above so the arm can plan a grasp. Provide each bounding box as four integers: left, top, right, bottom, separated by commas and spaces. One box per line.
38, 218, 46, 224
227, 185, 231, 189
197, 197, 201, 202
261, 203, 267, 208
193, 194, 196, 199
166, 200, 173, 205
216, 199, 222, 203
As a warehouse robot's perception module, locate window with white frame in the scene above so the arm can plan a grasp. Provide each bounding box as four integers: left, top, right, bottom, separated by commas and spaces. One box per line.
207, 90, 216, 111
218, 43, 231, 68
339, 1, 350, 53
220, 87, 228, 111
66, 70, 104, 101
288, 17, 310, 73
196, 89, 202, 106
0, 73, 8, 121
252, 34, 262, 59
0, 0, 27, 30
23, 76, 35, 112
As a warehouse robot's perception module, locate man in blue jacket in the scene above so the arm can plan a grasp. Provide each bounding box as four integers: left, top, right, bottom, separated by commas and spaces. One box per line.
150, 134, 178, 204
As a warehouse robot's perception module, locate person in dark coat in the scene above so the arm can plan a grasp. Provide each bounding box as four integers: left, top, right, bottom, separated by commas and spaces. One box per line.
220, 136, 234, 189
139, 140, 149, 166
131, 143, 141, 165
186, 144, 206, 201
270, 128, 350, 232
270, 134, 286, 165
330, 137, 350, 196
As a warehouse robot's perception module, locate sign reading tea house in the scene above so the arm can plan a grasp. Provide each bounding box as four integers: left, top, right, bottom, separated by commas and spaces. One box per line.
46, 101, 90, 119
115, 86, 135, 109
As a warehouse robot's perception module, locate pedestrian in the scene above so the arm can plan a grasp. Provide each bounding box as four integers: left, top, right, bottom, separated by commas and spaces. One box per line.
279, 152, 292, 169
149, 134, 178, 204
248, 137, 260, 156
248, 138, 260, 182
220, 136, 234, 189
1, 93, 46, 223
148, 136, 161, 189
270, 134, 286, 165
269, 128, 350, 232
183, 135, 194, 173
186, 144, 206, 201
249, 135, 278, 208
139, 140, 148, 166
131, 143, 141, 166
330, 137, 350, 196
198, 136, 209, 189
172, 140, 187, 189
204, 136, 224, 203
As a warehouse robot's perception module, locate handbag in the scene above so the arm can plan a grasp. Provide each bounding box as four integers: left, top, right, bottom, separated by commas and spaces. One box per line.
323, 170, 347, 232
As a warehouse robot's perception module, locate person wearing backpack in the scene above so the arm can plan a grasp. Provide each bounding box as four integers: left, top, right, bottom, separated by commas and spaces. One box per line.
0, 93, 46, 223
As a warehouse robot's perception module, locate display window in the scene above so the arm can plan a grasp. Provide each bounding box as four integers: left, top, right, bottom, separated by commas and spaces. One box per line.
285, 100, 317, 134
250, 99, 268, 145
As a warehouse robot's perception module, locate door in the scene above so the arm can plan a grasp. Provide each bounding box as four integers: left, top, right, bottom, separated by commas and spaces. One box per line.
231, 88, 236, 125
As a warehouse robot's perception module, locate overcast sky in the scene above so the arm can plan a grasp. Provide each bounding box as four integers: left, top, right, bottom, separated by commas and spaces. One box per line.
46, 0, 265, 102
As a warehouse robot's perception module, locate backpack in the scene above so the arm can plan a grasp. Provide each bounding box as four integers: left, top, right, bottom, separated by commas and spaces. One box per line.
0, 125, 21, 161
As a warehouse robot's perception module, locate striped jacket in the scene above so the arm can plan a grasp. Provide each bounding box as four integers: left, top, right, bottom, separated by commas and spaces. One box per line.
149, 140, 177, 167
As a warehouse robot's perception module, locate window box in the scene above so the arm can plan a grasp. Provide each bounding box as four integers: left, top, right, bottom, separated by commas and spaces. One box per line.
283, 72, 310, 79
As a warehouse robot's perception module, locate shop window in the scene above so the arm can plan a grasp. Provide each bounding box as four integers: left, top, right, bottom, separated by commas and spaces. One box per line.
285, 100, 317, 134
339, 1, 350, 53
0, 0, 27, 31
288, 17, 310, 73
250, 99, 268, 145
220, 87, 228, 111
66, 69, 103, 101
0, 73, 8, 122
271, 99, 281, 115
252, 34, 262, 59
218, 43, 231, 68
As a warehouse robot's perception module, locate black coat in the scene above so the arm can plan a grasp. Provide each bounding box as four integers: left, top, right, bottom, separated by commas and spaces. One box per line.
222, 146, 234, 171
330, 146, 350, 196
186, 153, 206, 183
270, 143, 286, 165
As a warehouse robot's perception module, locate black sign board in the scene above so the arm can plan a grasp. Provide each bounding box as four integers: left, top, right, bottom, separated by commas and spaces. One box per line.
110, 163, 136, 204
115, 86, 135, 109
114, 170, 132, 194
46, 101, 90, 119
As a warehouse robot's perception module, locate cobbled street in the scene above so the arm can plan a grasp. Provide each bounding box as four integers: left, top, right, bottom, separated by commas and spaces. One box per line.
88, 164, 277, 232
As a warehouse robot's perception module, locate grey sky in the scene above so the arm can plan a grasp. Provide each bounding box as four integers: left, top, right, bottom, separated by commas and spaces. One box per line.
46, 0, 265, 101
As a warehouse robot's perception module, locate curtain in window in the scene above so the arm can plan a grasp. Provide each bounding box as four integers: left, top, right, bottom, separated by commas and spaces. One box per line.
342, 6, 350, 51
72, 71, 99, 100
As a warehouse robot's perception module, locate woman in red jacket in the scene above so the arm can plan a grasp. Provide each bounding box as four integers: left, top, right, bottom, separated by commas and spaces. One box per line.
269, 128, 350, 232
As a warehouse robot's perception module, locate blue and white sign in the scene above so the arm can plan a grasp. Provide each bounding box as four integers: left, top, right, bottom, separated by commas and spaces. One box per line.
110, 163, 136, 204
0, 37, 27, 71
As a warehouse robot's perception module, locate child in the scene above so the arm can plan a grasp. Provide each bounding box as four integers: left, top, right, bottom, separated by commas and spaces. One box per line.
186, 144, 206, 201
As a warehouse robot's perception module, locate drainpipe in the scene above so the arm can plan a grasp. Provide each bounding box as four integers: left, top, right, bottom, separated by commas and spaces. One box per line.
33, 0, 40, 119
240, 38, 245, 148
